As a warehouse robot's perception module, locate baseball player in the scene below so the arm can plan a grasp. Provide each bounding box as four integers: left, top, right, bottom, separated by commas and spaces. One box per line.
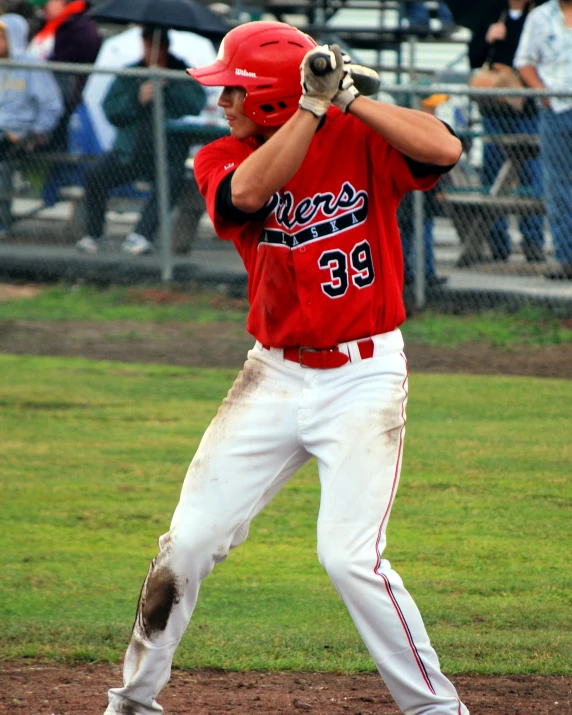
104, 21, 467, 715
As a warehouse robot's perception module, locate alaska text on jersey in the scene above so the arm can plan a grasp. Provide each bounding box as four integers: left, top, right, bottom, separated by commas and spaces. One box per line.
261, 181, 369, 249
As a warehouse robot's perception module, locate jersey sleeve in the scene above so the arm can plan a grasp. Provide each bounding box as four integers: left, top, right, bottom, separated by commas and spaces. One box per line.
389, 147, 442, 195
361, 122, 442, 198
193, 137, 256, 242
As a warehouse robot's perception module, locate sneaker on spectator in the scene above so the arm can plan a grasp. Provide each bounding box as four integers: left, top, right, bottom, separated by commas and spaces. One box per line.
121, 233, 153, 255
76, 236, 99, 254
545, 264, 572, 280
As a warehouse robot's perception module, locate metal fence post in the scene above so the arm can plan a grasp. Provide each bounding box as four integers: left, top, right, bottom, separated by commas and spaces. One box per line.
151, 72, 172, 283
411, 88, 426, 310
413, 189, 425, 309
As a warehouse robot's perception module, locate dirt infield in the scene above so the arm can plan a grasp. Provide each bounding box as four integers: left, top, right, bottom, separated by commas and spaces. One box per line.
1, 318, 572, 378
1, 662, 570, 715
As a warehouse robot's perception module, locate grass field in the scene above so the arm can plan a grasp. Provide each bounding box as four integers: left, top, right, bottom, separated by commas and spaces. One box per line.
1, 353, 570, 676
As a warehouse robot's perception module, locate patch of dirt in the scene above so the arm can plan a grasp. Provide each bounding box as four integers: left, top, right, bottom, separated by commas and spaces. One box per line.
0, 319, 571, 378
0, 662, 569, 715
0, 284, 41, 302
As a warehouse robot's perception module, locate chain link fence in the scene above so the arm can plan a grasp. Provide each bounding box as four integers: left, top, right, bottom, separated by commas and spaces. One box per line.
391, 82, 572, 313
0, 60, 571, 312
0, 59, 238, 287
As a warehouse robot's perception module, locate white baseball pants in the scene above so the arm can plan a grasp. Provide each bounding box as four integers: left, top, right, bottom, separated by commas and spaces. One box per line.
105, 329, 469, 715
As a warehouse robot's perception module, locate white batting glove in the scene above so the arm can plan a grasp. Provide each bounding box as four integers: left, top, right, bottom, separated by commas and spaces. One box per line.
332, 51, 360, 113
299, 44, 344, 118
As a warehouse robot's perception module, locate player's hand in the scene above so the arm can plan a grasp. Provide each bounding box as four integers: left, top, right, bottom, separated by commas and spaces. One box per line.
332, 50, 360, 113
138, 80, 154, 105
299, 44, 344, 118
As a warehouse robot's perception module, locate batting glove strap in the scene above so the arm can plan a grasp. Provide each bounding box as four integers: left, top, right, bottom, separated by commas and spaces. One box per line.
299, 95, 331, 118
332, 52, 360, 113
333, 86, 360, 113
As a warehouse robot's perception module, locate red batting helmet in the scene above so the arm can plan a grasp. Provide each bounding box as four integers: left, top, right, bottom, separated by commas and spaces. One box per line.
187, 21, 317, 126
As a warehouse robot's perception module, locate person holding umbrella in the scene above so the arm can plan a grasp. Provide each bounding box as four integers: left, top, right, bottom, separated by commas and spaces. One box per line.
90, 0, 228, 44
76, 26, 207, 255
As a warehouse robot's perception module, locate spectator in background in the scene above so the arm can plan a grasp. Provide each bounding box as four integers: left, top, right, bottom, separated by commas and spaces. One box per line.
0, 13, 62, 156
0, 12, 62, 228
0, 0, 40, 35
398, 189, 448, 289
398, 93, 450, 289
515, 0, 572, 280
469, 0, 544, 264
400, 1, 455, 34
76, 26, 207, 256
27, 0, 102, 150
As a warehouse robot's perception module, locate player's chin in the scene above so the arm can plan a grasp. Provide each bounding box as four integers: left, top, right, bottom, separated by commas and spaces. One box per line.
230, 125, 254, 141
228, 125, 243, 140
229, 117, 261, 141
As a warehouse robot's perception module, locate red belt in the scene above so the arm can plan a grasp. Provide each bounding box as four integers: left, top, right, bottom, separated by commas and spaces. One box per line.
262, 338, 375, 369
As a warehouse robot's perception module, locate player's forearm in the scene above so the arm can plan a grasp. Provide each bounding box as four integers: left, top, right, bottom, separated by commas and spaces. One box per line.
518, 66, 550, 108
518, 65, 545, 90
231, 109, 321, 213
349, 96, 462, 166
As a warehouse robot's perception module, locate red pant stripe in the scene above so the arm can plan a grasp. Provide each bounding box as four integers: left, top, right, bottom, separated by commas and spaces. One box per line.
374, 353, 408, 572
378, 571, 437, 695
372, 352, 436, 695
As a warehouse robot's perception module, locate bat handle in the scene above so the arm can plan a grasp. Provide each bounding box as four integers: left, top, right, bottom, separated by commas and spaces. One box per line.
309, 52, 332, 76
309, 52, 381, 96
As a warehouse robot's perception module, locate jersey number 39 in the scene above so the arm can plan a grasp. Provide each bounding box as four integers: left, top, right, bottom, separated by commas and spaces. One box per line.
318, 240, 375, 298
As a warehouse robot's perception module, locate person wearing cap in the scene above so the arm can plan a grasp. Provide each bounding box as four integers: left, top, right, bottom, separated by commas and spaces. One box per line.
398, 92, 451, 291
76, 26, 207, 256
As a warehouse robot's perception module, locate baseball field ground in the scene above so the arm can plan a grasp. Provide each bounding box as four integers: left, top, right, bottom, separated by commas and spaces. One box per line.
1, 283, 570, 714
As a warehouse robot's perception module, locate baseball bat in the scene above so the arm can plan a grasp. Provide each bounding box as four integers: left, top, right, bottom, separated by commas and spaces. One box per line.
309, 52, 381, 96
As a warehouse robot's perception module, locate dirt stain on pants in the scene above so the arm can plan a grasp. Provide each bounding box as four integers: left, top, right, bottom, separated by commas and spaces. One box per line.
134, 554, 182, 641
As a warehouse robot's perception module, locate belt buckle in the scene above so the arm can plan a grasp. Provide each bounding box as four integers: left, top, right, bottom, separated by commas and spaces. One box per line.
298, 346, 319, 367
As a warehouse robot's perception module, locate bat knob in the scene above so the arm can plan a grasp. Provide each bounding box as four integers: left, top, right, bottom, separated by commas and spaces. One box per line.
309, 53, 331, 76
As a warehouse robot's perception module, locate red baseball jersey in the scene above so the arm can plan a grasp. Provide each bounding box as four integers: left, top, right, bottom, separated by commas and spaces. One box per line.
194, 106, 440, 349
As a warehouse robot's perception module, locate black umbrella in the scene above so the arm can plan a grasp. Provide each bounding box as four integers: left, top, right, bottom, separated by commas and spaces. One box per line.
90, 0, 228, 42
444, 0, 549, 32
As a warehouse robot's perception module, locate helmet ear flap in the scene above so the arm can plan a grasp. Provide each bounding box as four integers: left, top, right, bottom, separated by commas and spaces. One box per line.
191, 22, 317, 127
243, 92, 301, 126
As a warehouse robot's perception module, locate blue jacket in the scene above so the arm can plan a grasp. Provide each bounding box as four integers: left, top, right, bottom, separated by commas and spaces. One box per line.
0, 14, 63, 138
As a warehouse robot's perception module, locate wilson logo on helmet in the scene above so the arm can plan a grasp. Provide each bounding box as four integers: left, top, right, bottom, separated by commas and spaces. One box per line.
235, 69, 257, 77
